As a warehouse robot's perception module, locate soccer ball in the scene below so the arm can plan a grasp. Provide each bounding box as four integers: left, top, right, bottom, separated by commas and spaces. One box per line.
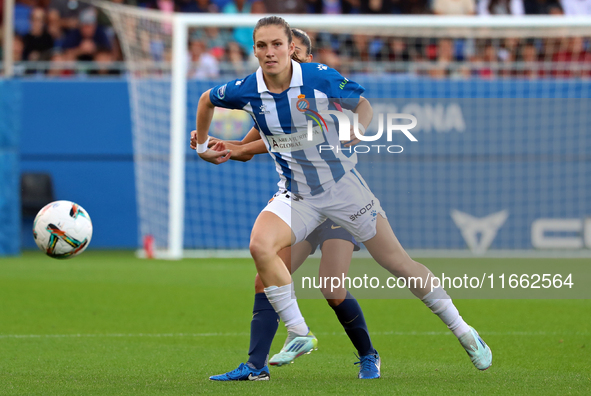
33, 200, 93, 259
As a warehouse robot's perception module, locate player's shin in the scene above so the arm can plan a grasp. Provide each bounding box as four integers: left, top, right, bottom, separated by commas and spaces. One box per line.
330, 291, 376, 356
264, 283, 309, 336
421, 286, 470, 338
248, 293, 280, 369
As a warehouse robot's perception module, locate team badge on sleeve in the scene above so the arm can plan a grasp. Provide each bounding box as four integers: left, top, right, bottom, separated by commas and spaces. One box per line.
217, 84, 227, 100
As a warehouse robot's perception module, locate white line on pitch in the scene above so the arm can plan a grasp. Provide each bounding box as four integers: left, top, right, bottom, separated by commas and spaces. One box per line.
0, 330, 587, 339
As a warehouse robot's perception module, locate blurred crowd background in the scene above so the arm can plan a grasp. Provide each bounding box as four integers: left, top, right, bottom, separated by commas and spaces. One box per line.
1, 0, 591, 78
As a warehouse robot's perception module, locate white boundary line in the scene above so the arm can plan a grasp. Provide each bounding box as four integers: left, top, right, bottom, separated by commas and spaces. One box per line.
136, 249, 591, 259
1, 330, 588, 339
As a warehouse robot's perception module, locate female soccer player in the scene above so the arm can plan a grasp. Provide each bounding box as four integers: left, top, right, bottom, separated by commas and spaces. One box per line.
194, 29, 380, 381
195, 16, 492, 380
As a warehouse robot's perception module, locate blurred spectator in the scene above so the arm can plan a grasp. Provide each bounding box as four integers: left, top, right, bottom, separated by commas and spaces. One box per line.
432, 0, 476, 14
395, 0, 430, 14
385, 37, 411, 62
478, 40, 497, 78
519, 39, 542, 78
553, 36, 591, 77
429, 38, 455, 78
337, 34, 369, 73
548, 3, 564, 13
561, 0, 591, 14
211, 0, 233, 8
89, 51, 121, 76
46, 48, 75, 77
49, 0, 91, 32
344, 0, 394, 14
12, 35, 27, 76
223, 0, 258, 54
306, 0, 343, 13
62, 8, 111, 61
47, 9, 65, 48
181, 0, 219, 12
478, 0, 524, 15
191, 27, 233, 62
224, 41, 247, 75
14, 0, 37, 37
523, 0, 561, 14
23, 8, 54, 61
188, 38, 219, 78
262, 0, 306, 12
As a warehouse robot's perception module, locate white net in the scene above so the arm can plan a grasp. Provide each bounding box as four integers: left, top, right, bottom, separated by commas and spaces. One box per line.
98, 3, 591, 257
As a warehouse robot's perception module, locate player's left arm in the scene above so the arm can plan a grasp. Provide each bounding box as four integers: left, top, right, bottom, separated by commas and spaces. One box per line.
345, 96, 373, 147
323, 66, 373, 146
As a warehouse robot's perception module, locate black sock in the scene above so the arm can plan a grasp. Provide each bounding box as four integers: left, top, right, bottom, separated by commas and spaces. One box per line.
331, 291, 375, 356
247, 293, 279, 369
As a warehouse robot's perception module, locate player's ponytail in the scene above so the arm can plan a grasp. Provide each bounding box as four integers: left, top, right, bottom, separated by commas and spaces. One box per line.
290, 28, 312, 64
291, 28, 312, 57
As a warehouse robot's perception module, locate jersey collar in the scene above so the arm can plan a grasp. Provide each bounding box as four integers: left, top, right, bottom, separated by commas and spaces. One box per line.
256, 59, 303, 93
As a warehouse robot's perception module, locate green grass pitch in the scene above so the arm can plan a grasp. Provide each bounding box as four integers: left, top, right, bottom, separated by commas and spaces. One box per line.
1, 251, 590, 395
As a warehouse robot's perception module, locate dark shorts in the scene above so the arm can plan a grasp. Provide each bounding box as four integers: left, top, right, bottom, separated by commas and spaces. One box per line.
305, 219, 361, 255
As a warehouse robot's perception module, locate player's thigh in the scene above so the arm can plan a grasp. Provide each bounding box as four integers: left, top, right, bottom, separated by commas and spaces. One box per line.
318, 239, 355, 279
261, 191, 324, 245
250, 210, 293, 256
289, 241, 313, 274
323, 171, 386, 243
363, 214, 412, 272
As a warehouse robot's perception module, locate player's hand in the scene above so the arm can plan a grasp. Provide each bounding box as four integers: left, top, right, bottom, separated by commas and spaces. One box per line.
189, 130, 198, 150
343, 124, 365, 147
223, 142, 243, 159
198, 141, 231, 165
208, 136, 221, 147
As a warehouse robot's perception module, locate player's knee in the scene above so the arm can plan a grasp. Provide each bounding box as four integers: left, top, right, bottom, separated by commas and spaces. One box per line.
254, 273, 265, 293
249, 238, 271, 262
321, 287, 346, 306
325, 297, 345, 307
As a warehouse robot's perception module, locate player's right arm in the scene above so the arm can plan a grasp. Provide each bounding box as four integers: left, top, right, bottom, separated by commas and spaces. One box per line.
191, 126, 267, 162
222, 127, 266, 162
194, 89, 231, 165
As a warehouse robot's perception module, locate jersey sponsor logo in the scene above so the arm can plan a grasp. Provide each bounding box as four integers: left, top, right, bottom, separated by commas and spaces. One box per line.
217, 84, 227, 100
339, 78, 349, 90
266, 126, 324, 153
317, 64, 328, 71
259, 104, 270, 114
350, 200, 375, 221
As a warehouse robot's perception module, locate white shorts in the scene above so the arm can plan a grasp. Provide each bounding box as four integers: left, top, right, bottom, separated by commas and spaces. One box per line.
262, 169, 387, 244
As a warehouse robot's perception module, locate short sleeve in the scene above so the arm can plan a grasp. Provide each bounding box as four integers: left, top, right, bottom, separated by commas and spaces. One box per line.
209, 78, 245, 110
325, 67, 365, 110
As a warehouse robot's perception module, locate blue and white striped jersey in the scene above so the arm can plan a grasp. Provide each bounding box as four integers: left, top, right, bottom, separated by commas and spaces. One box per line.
209, 60, 365, 196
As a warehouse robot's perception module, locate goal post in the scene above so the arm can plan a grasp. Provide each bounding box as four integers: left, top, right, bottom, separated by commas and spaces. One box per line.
97, 1, 591, 258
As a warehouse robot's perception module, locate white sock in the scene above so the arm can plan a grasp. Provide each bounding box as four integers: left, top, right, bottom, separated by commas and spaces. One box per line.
422, 287, 470, 338
264, 284, 308, 336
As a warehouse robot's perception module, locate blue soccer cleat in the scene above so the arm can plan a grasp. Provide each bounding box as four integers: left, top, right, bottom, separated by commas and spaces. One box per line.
209, 362, 270, 381
458, 326, 493, 371
354, 351, 381, 379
